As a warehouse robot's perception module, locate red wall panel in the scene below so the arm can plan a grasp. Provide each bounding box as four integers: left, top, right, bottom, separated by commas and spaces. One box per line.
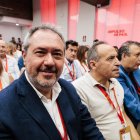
95, 0, 140, 47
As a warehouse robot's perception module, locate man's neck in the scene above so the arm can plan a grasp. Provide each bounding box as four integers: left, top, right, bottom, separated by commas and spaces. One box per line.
37, 86, 52, 99
26, 72, 53, 100
121, 63, 132, 74
90, 71, 110, 88
66, 58, 73, 64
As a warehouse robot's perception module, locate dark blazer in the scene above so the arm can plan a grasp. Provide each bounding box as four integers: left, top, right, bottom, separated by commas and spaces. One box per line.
0, 73, 104, 140
117, 66, 140, 127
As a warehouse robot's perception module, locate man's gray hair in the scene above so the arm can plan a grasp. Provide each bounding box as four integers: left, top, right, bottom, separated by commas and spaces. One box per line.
87, 41, 107, 69
23, 24, 65, 51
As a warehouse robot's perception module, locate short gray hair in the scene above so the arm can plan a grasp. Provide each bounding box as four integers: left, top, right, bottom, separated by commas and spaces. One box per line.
87, 41, 107, 69
23, 24, 65, 51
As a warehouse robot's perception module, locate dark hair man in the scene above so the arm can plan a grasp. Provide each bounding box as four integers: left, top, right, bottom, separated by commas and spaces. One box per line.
117, 41, 140, 131
0, 25, 104, 140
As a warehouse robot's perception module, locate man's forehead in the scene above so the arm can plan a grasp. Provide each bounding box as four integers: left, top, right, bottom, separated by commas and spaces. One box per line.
98, 44, 116, 56
68, 44, 78, 49
129, 44, 140, 52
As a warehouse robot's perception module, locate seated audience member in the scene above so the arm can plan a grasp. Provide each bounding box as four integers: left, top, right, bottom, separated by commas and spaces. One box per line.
18, 56, 24, 70
0, 34, 2, 40
0, 40, 20, 80
117, 41, 140, 129
6, 42, 17, 58
10, 37, 17, 45
76, 45, 89, 75
0, 58, 10, 90
0, 24, 104, 140
7, 42, 22, 61
60, 40, 82, 82
73, 41, 140, 140
17, 38, 22, 46
18, 56, 25, 75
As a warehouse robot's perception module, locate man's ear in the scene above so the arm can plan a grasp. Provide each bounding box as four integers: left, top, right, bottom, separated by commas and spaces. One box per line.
89, 60, 97, 70
122, 53, 127, 59
22, 50, 27, 65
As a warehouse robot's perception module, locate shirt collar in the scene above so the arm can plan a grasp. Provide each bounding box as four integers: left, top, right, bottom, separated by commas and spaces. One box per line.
65, 58, 74, 66
25, 71, 61, 102
86, 72, 116, 90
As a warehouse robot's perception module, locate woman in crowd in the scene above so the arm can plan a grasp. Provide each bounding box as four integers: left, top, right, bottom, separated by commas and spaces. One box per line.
77, 45, 89, 75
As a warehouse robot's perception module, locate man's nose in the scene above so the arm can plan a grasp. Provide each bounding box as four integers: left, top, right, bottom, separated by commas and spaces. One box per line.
72, 51, 76, 55
115, 57, 121, 66
44, 54, 55, 65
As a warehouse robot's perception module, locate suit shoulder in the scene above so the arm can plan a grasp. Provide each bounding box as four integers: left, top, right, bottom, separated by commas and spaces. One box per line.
59, 78, 76, 90
58, 78, 79, 99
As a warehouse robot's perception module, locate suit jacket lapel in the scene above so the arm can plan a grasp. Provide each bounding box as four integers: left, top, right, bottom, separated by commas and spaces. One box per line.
17, 73, 61, 140
57, 88, 78, 140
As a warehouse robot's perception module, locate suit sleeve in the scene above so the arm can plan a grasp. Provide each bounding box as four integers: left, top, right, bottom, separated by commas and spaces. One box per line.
59, 79, 104, 140
117, 74, 140, 121
78, 96, 105, 140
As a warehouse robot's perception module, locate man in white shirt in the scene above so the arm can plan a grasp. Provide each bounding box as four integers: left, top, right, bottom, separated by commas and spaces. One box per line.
73, 41, 139, 140
60, 40, 82, 82
0, 25, 104, 140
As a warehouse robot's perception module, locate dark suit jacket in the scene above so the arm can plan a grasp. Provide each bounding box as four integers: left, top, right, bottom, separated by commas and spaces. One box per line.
0, 73, 104, 140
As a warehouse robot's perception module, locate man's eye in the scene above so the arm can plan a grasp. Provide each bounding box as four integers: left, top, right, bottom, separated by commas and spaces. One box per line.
136, 54, 140, 57
35, 51, 45, 56
107, 57, 114, 61
54, 52, 62, 56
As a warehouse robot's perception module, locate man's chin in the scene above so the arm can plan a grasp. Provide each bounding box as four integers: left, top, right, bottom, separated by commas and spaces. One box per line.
112, 73, 120, 78
37, 79, 56, 88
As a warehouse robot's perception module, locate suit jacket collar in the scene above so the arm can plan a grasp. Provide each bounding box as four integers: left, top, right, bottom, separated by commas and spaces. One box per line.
120, 65, 140, 86
17, 73, 78, 140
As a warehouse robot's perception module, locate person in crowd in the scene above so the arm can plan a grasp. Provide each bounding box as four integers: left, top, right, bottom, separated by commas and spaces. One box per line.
16, 43, 22, 51
10, 37, 17, 45
117, 41, 140, 130
0, 40, 20, 80
17, 37, 22, 45
18, 56, 25, 75
7, 42, 22, 61
17, 38, 23, 51
76, 45, 89, 75
60, 40, 82, 82
0, 25, 104, 140
6, 42, 16, 57
18, 56, 24, 70
0, 58, 10, 90
0, 34, 2, 40
73, 41, 140, 140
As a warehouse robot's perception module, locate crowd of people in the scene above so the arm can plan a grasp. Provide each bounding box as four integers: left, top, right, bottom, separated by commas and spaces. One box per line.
0, 24, 140, 140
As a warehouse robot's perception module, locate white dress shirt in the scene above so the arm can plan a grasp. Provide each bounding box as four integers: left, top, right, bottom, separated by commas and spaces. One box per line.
60, 58, 82, 82
25, 71, 69, 139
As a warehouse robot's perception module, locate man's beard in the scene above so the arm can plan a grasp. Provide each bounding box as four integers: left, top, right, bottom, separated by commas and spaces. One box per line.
27, 66, 58, 89
0, 53, 6, 59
